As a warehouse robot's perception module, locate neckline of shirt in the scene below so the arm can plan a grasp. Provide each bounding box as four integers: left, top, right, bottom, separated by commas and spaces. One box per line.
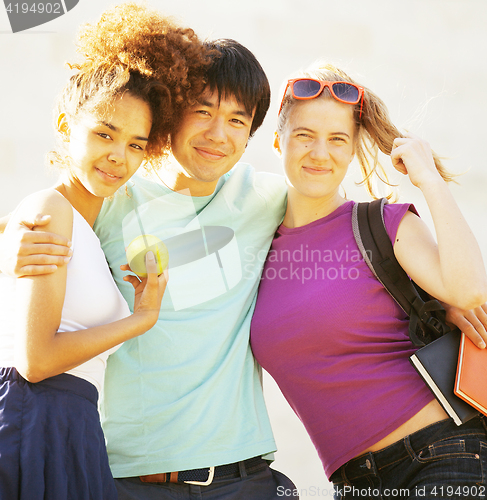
278, 200, 355, 235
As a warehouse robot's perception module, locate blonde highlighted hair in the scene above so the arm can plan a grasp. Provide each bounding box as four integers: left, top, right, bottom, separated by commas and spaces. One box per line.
277, 63, 454, 199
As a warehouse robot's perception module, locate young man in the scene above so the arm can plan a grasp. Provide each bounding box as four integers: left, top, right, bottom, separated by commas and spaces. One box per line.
0, 39, 295, 499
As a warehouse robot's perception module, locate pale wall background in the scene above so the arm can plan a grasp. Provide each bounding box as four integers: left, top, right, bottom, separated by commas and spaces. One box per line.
1, 0, 487, 493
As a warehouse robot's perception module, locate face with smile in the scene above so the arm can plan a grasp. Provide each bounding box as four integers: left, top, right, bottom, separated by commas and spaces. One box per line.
62, 92, 152, 200
167, 89, 255, 196
275, 96, 356, 204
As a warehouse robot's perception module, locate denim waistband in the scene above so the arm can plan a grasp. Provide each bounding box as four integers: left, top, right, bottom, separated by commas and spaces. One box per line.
330, 416, 487, 484
0, 366, 98, 406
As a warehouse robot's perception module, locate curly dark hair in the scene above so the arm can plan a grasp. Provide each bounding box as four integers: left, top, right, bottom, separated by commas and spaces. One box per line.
50, 2, 212, 168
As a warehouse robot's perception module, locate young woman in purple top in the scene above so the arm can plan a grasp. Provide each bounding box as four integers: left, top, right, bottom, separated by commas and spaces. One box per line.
250, 64, 487, 497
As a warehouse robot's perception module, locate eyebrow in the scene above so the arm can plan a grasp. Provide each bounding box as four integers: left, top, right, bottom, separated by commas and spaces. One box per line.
100, 121, 150, 142
198, 98, 253, 119
293, 127, 351, 138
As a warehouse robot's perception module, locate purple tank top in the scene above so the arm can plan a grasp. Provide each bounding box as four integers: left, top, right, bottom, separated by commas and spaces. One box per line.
250, 200, 433, 478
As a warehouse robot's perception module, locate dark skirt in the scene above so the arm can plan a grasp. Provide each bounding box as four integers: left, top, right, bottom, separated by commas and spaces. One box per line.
0, 367, 117, 500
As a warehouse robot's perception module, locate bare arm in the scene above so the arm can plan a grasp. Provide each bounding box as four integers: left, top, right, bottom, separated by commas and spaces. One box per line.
391, 134, 487, 311
13, 191, 167, 383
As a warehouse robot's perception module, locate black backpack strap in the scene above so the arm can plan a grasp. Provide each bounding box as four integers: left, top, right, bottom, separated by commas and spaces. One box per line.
352, 198, 451, 346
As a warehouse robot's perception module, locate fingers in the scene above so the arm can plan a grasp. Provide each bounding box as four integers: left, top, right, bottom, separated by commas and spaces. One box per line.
446, 305, 487, 349
18, 231, 72, 252
463, 305, 487, 349
123, 274, 142, 289
0, 215, 72, 277
14, 214, 51, 231
6, 251, 71, 277
161, 268, 169, 283
145, 252, 168, 291
390, 133, 438, 186
17, 264, 60, 276
12, 227, 72, 273
16, 254, 71, 271
392, 133, 431, 155
392, 132, 419, 146
31, 214, 52, 228
19, 244, 73, 260
392, 139, 429, 158
145, 251, 158, 276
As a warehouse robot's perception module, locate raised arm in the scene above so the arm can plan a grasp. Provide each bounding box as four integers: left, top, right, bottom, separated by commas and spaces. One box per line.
391, 134, 487, 312
13, 191, 167, 383
0, 213, 72, 277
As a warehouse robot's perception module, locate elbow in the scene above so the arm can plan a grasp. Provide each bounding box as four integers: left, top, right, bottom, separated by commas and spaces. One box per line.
24, 372, 47, 384
15, 357, 51, 384
454, 287, 487, 311
15, 366, 48, 384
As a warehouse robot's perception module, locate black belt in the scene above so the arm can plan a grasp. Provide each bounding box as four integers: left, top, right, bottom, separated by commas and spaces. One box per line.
139, 456, 266, 486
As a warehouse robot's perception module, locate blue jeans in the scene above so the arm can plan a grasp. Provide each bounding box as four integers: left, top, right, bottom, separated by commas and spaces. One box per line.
115, 460, 297, 499
330, 416, 487, 500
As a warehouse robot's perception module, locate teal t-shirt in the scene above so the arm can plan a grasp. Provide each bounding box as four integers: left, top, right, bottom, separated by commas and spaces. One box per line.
94, 163, 287, 477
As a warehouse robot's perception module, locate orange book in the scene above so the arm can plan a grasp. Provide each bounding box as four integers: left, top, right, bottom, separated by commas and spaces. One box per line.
454, 332, 487, 417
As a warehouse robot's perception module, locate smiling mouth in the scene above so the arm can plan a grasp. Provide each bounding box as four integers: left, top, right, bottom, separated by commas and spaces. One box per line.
194, 147, 226, 160
302, 166, 331, 174
95, 167, 122, 181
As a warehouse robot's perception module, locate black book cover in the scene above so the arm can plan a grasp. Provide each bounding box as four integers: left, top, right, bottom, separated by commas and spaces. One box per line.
409, 330, 479, 426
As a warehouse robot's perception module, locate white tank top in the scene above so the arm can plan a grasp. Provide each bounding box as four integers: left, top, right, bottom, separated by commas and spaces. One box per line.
63, 206, 130, 391
0, 200, 130, 393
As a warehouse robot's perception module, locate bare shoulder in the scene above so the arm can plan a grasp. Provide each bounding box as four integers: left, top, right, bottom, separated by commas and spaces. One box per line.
395, 209, 431, 245
394, 208, 437, 276
13, 189, 74, 240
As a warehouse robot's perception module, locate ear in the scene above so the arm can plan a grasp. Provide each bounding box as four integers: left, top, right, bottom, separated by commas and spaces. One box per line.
57, 113, 70, 140
273, 131, 282, 157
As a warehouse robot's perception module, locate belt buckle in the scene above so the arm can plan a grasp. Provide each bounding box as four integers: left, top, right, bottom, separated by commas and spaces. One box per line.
184, 466, 215, 486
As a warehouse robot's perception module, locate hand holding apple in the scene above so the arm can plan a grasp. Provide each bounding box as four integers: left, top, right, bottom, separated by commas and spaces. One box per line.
125, 234, 169, 277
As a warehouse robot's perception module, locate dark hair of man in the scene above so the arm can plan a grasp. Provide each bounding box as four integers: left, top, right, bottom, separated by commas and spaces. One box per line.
203, 39, 270, 138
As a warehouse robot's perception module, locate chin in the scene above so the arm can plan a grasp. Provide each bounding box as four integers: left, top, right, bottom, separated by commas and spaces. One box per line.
296, 184, 329, 196
91, 186, 120, 199
193, 171, 224, 184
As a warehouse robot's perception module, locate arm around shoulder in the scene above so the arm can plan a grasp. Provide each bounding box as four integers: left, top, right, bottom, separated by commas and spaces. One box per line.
0, 193, 72, 277
13, 192, 168, 382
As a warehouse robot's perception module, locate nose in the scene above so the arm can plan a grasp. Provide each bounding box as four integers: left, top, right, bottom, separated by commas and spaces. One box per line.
107, 142, 126, 164
204, 117, 227, 143
309, 139, 330, 163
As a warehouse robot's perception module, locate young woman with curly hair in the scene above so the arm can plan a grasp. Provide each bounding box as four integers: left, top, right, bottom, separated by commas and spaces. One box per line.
0, 4, 210, 499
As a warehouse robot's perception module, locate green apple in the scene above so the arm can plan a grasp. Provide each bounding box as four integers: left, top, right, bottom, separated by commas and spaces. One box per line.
125, 234, 169, 277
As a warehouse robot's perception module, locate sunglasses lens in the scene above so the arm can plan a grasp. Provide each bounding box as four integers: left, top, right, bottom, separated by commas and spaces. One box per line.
292, 79, 323, 98
331, 83, 359, 103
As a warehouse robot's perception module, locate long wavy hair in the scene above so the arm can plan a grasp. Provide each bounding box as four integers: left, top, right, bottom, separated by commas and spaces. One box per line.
277, 63, 454, 199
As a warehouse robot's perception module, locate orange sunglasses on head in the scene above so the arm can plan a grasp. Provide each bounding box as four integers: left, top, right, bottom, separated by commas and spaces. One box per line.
278, 78, 364, 118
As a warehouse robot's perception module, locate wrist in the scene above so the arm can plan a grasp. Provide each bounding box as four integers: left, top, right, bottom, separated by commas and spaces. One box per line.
415, 173, 447, 193
132, 309, 159, 332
